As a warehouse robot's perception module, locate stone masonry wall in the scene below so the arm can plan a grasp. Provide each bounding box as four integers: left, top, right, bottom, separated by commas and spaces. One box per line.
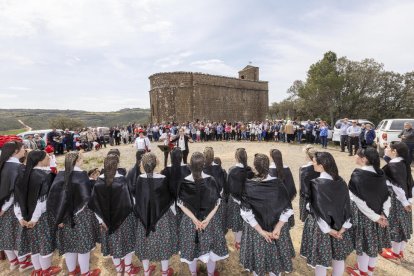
149, 71, 268, 123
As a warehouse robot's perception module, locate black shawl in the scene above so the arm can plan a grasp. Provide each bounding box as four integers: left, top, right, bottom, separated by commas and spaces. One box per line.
349, 168, 389, 215
0, 162, 25, 207
227, 165, 254, 202
299, 165, 320, 199
242, 177, 291, 232
203, 164, 227, 194
126, 165, 141, 194
178, 176, 220, 221
133, 174, 173, 236
161, 165, 192, 200
383, 161, 413, 199
47, 171, 92, 225
17, 169, 54, 221
309, 177, 351, 231
88, 176, 134, 234
269, 167, 297, 201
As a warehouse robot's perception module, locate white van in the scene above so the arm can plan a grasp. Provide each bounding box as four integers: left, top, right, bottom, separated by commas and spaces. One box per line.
17, 129, 63, 144
332, 119, 375, 145
375, 118, 414, 156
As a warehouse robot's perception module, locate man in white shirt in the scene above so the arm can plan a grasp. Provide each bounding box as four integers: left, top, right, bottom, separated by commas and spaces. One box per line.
134, 130, 151, 152
347, 121, 361, 156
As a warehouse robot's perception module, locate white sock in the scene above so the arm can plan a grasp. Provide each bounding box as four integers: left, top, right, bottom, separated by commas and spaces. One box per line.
78, 252, 91, 274
124, 252, 133, 271
31, 254, 41, 270
143, 260, 150, 276
400, 241, 407, 253
357, 253, 370, 273
235, 231, 242, 243
206, 259, 216, 275
188, 260, 197, 275
4, 250, 17, 262
39, 255, 52, 270
368, 257, 377, 276
112, 257, 122, 272
253, 272, 259, 276
391, 241, 401, 255
161, 260, 169, 272
332, 260, 344, 276
315, 265, 326, 276
65, 253, 78, 272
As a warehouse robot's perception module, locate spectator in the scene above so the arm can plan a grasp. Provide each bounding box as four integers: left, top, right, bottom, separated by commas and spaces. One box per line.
24, 135, 38, 150
319, 121, 329, 149
338, 118, 350, 152
33, 134, 45, 150
305, 120, 314, 143
285, 120, 295, 143
63, 129, 73, 152
364, 124, 376, 148
134, 130, 151, 152
347, 120, 361, 156
399, 122, 414, 164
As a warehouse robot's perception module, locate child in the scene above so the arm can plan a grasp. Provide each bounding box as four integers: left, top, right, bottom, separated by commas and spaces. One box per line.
178, 152, 228, 276
89, 154, 139, 276
300, 152, 353, 276
47, 152, 100, 276
298, 145, 320, 222
45, 145, 57, 175
14, 150, 61, 276
346, 148, 391, 276
381, 142, 413, 261
133, 153, 177, 276
226, 148, 254, 249
0, 141, 33, 272
240, 153, 294, 276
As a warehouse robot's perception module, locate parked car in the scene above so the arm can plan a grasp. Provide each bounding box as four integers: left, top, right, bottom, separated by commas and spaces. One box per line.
375, 118, 414, 156
17, 129, 63, 144
332, 119, 375, 145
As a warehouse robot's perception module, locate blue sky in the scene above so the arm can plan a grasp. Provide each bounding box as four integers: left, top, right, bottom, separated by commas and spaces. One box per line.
0, 0, 413, 111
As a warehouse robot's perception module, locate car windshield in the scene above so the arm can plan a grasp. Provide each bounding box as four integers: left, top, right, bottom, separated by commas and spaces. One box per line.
389, 120, 414, 130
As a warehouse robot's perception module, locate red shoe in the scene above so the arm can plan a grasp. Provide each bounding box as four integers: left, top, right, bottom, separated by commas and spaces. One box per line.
42, 266, 62, 276
115, 260, 125, 274
9, 257, 19, 271
30, 269, 42, 276
345, 264, 368, 276
144, 264, 156, 276
68, 266, 81, 276
19, 255, 34, 272
368, 266, 375, 273
381, 249, 401, 263
208, 270, 219, 276
234, 242, 241, 250
162, 267, 174, 276
125, 264, 140, 276
399, 251, 404, 260
81, 268, 101, 276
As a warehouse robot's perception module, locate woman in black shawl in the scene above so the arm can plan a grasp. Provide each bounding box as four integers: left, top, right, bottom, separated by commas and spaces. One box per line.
239, 153, 294, 276
89, 154, 139, 276
380, 142, 413, 261
133, 153, 177, 276
203, 147, 227, 235
298, 145, 319, 222
14, 150, 62, 275
226, 148, 254, 250
0, 141, 30, 272
269, 148, 296, 228
47, 152, 100, 276
300, 152, 353, 276
345, 148, 391, 276
178, 152, 228, 276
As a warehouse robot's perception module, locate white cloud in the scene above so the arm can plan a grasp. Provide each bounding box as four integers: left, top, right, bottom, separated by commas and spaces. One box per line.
0, 0, 413, 111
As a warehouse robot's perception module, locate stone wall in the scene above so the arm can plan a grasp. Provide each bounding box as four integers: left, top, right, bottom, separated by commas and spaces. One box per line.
149, 70, 268, 123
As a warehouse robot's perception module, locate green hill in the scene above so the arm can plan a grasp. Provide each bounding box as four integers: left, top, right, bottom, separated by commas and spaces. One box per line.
0, 108, 151, 131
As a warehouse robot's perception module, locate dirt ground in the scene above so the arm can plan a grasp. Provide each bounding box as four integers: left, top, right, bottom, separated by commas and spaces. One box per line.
1, 141, 413, 276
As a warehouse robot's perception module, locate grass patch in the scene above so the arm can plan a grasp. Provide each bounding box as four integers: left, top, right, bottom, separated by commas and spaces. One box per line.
0, 128, 27, 135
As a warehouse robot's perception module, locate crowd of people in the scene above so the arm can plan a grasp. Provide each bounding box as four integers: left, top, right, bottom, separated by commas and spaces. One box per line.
0, 134, 413, 276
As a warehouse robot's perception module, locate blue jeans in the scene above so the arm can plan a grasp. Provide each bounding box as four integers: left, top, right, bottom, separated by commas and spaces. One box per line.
297, 132, 303, 143
320, 136, 328, 148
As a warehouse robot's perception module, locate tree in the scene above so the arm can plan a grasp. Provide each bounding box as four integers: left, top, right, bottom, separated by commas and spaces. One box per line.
49, 116, 85, 130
